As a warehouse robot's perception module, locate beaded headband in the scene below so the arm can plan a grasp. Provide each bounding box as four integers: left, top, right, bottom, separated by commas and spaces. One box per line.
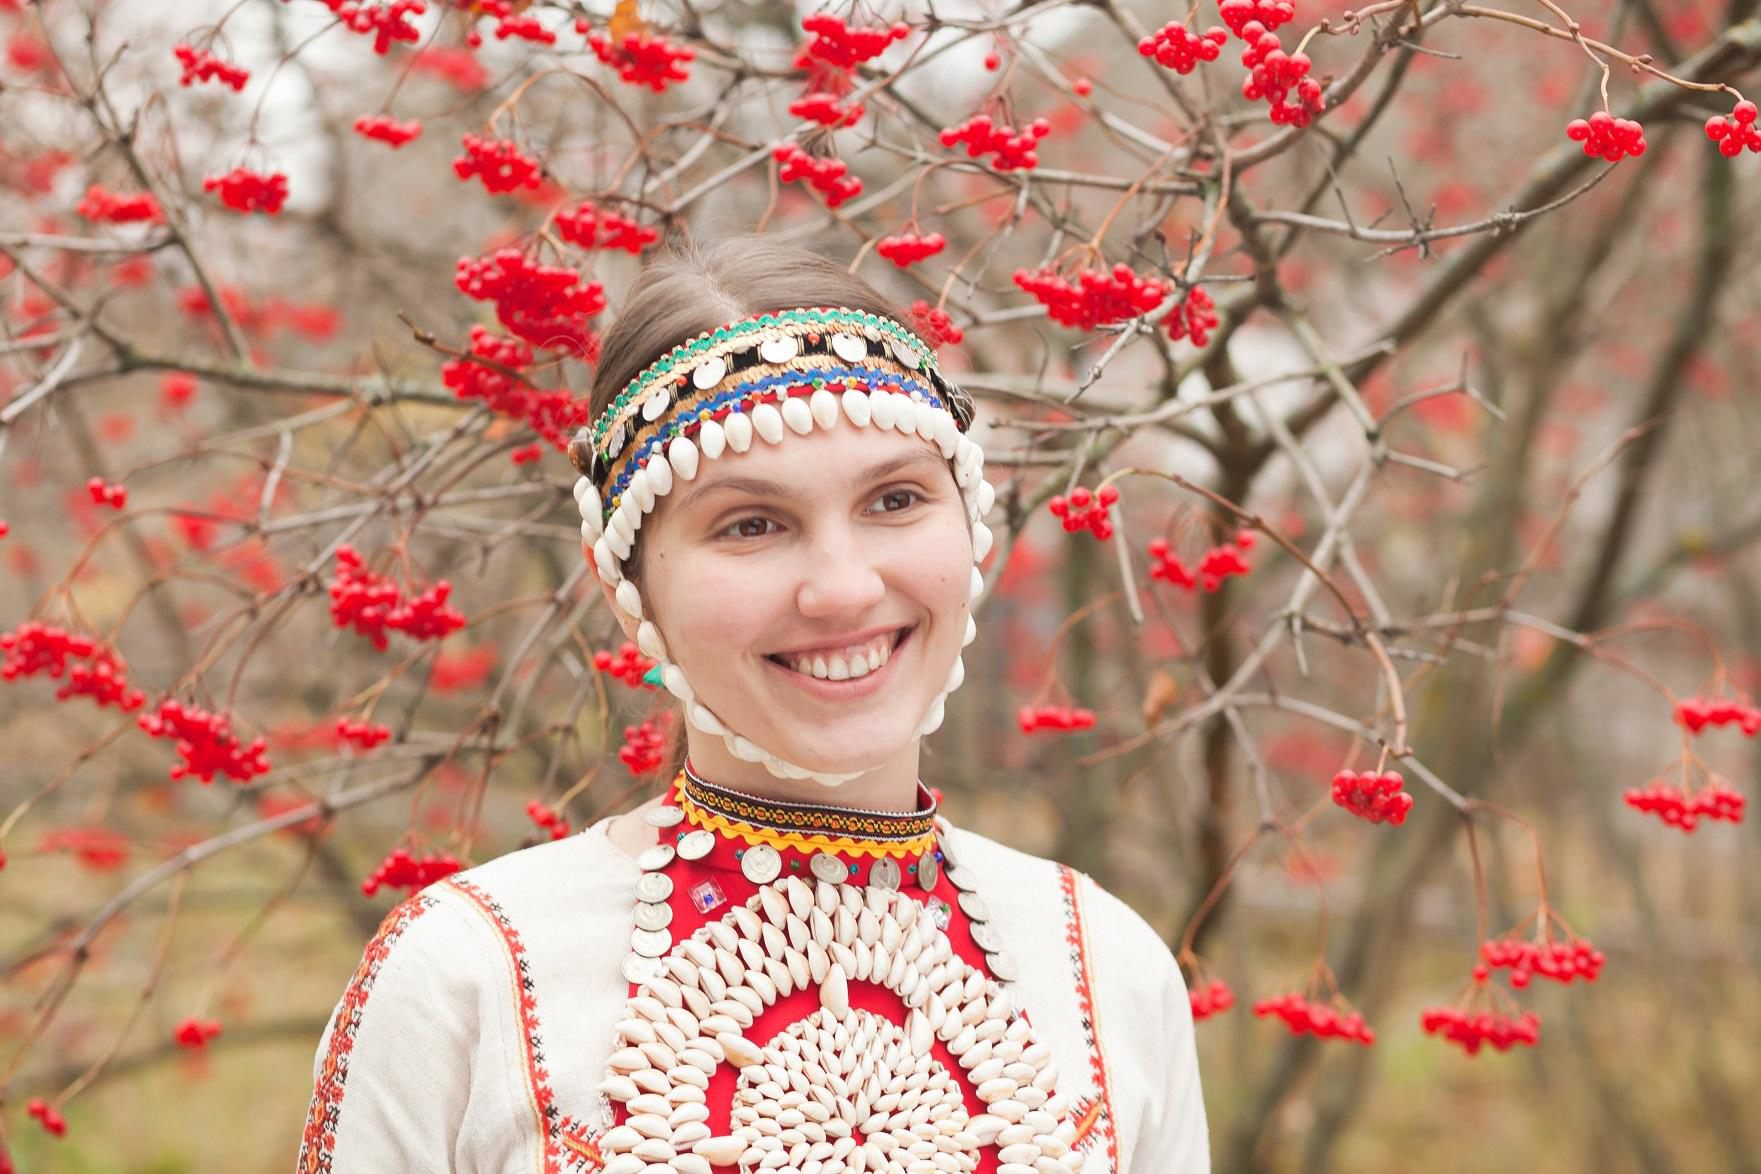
570, 305, 996, 789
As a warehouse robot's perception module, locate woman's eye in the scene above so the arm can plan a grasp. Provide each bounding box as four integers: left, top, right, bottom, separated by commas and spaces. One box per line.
714, 489, 923, 542
873, 488, 922, 513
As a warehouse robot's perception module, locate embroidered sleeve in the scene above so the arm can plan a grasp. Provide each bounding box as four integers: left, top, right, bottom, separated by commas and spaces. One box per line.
296, 889, 499, 1174
1131, 949, 1210, 1172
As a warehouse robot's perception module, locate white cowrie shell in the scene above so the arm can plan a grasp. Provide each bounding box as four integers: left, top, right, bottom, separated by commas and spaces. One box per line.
630, 471, 655, 513
723, 410, 753, 452
668, 436, 699, 481
809, 388, 840, 429
662, 664, 694, 702
636, 620, 665, 660
820, 964, 849, 1017
760, 335, 800, 363
751, 402, 784, 444
645, 452, 673, 496
893, 396, 918, 435
697, 419, 725, 460
616, 581, 644, 619
688, 703, 725, 735
692, 355, 728, 390
641, 386, 670, 422
830, 332, 867, 361
965, 614, 978, 644
841, 389, 872, 427
572, 475, 594, 508
730, 734, 765, 762
944, 656, 965, 694
933, 412, 959, 458
918, 697, 946, 738
693, 1137, 747, 1165
609, 507, 634, 545
671, 1153, 713, 1174
973, 521, 993, 561
869, 390, 898, 430
606, 525, 632, 562
978, 479, 996, 514
781, 396, 813, 435
970, 566, 985, 602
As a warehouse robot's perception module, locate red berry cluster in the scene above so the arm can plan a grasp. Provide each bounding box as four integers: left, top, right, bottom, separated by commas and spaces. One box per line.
173, 1016, 223, 1049
1566, 111, 1647, 161
525, 799, 572, 840
360, 846, 464, 897
1014, 263, 1170, 331
1623, 782, 1745, 831
585, 28, 695, 92
1238, 26, 1325, 127
86, 476, 127, 509
1148, 530, 1255, 592
1164, 284, 1219, 346
455, 247, 606, 356
1480, 935, 1604, 988
203, 167, 289, 214
620, 717, 668, 773
1048, 485, 1120, 539
61, 647, 146, 711
940, 114, 1051, 172
1253, 993, 1375, 1045
510, 442, 543, 465
773, 142, 862, 207
138, 698, 273, 784
1016, 703, 1097, 734
174, 43, 249, 90
876, 231, 946, 268
789, 91, 863, 128
1, 622, 146, 711
335, 716, 391, 750
907, 300, 964, 348
328, 545, 467, 651
326, 0, 425, 55
352, 114, 422, 147
1705, 99, 1761, 157
1674, 694, 1761, 736
40, 825, 130, 872
27, 1098, 66, 1137
1219, 0, 1296, 34
77, 184, 163, 224
1330, 769, 1413, 826
452, 134, 543, 195
796, 13, 910, 70
1420, 1005, 1540, 1056
593, 640, 657, 688
554, 201, 657, 253
1136, 23, 1228, 75
1189, 978, 1235, 1021
493, 13, 555, 44
440, 326, 592, 451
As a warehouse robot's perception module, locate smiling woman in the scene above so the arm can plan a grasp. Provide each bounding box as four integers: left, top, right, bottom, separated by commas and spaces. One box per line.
298, 233, 1211, 1174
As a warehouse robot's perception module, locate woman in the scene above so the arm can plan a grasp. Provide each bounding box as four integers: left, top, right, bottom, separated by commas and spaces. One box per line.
297, 234, 1208, 1174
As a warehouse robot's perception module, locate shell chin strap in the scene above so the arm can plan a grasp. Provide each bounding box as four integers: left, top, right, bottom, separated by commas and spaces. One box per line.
574, 386, 995, 789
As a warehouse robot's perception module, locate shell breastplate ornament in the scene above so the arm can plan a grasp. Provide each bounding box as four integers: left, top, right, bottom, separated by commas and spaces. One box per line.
595, 767, 1083, 1174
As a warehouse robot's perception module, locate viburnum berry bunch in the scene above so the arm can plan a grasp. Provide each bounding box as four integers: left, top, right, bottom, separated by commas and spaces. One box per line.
1189, 978, 1235, 1021
439, 326, 592, 450
772, 142, 862, 207
1136, 23, 1229, 75
1219, 0, 1297, 35
907, 300, 964, 348
1253, 992, 1376, 1045
1565, 111, 1647, 161
137, 698, 273, 784
1238, 25, 1325, 127
1164, 284, 1219, 346
1331, 769, 1414, 825
1623, 779, 1745, 831
203, 167, 289, 214
1705, 99, 1761, 157
1481, 931, 1604, 988
789, 90, 864, 129
26, 1097, 66, 1137
1421, 1003, 1541, 1056
876, 230, 946, 268
554, 201, 658, 253
584, 25, 695, 92
1148, 530, 1256, 592
335, 716, 391, 750
328, 0, 425, 55
360, 846, 464, 898
173, 1017, 223, 1049
795, 13, 910, 70
59, 647, 147, 712
492, 12, 555, 44
452, 134, 543, 195
940, 113, 1051, 172
525, 800, 572, 840
352, 114, 422, 147
77, 184, 163, 223
1016, 703, 1097, 733
327, 545, 467, 650
173, 43, 249, 90
1048, 485, 1121, 540
39, 826, 131, 872
86, 476, 126, 509
2, 620, 97, 682
1014, 262, 1170, 331
1673, 693, 1761, 736
593, 641, 657, 688
454, 247, 606, 356
619, 716, 669, 773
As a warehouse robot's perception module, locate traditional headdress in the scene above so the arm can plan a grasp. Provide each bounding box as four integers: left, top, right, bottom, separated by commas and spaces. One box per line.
571, 306, 997, 788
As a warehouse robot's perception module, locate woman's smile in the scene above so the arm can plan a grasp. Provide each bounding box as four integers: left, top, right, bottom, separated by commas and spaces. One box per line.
762, 623, 915, 702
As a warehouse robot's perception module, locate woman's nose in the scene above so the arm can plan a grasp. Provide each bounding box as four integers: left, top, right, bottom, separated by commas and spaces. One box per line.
794, 524, 886, 615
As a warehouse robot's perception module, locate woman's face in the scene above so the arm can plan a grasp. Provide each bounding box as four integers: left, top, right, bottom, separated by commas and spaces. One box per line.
596, 423, 972, 789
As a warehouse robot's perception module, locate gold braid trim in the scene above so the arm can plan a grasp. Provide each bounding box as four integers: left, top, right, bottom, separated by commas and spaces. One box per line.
671, 773, 937, 859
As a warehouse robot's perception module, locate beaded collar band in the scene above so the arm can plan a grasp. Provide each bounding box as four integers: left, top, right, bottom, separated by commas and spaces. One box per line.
570, 306, 998, 789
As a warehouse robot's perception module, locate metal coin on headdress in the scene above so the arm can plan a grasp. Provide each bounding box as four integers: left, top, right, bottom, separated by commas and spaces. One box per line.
676, 829, 716, 861
810, 853, 848, 884
630, 926, 672, 957
935, 824, 960, 868
643, 805, 685, 828
759, 335, 799, 363
622, 952, 667, 984
986, 951, 1020, 983
956, 890, 990, 922
633, 901, 673, 931
944, 864, 978, 892
740, 843, 782, 884
916, 849, 940, 891
869, 857, 902, 891
888, 338, 922, 369
830, 332, 867, 362
692, 354, 728, 390
607, 421, 628, 461
641, 385, 670, 422
969, 920, 1003, 954
637, 843, 676, 872
634, 871, 674, 903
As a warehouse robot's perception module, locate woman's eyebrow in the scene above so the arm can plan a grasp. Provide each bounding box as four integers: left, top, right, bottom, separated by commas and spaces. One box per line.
674, 450, 945, 514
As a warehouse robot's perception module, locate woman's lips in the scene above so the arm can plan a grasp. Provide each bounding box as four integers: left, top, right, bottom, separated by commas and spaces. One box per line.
764, 625, 913, 701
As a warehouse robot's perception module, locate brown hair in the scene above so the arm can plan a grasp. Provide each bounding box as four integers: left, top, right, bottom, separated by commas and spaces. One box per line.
568, 231, 920, 786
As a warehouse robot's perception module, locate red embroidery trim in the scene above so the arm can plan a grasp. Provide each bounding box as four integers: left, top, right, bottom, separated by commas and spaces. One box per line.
445, 877, 605, 1173
1059, 864, 1120, 1171
297, 893, 440, 1174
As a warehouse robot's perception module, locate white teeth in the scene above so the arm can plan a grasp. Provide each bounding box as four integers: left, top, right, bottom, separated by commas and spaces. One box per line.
781, 630, 898, 680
